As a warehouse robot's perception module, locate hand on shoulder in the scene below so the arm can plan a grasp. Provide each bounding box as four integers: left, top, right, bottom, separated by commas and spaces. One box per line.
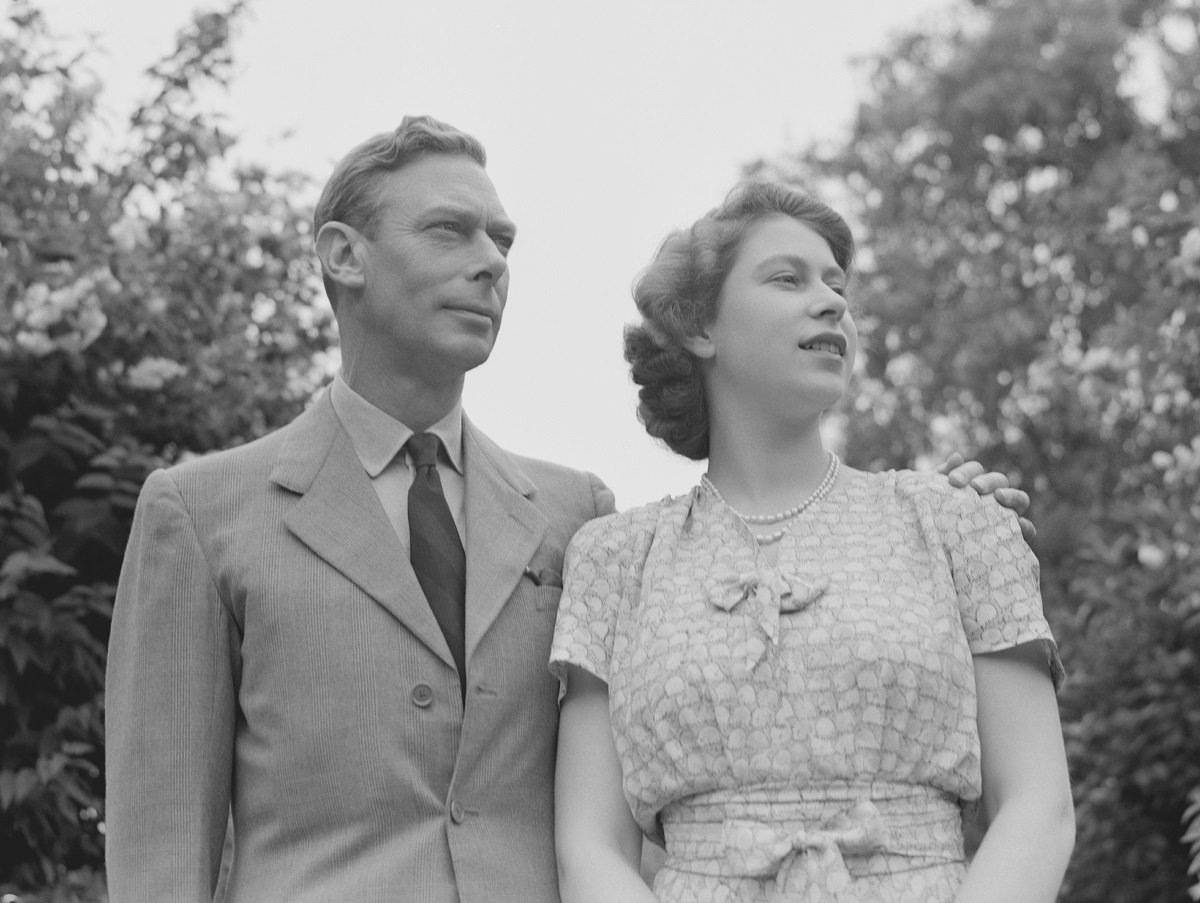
936, 452, 1035, 542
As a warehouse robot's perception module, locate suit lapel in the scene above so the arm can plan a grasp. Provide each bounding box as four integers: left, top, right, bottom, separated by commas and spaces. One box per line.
462, 418, 547, 663
272, 394, 456, 670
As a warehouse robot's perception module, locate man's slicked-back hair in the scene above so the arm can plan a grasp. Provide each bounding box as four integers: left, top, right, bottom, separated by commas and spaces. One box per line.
314, 115, 487, 238
313, 115, 488, 305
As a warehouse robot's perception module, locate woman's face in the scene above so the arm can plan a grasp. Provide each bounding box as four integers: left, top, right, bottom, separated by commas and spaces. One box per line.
695, 214, 858, 420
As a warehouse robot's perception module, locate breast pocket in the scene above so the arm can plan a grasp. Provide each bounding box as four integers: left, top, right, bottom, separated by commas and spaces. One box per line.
532, 585, 563, 612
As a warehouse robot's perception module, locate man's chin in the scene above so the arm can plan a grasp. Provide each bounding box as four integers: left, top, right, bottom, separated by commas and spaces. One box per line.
453, 337, 498, 373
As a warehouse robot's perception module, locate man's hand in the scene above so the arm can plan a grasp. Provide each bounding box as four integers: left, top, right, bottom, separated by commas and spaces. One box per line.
938, 452, 1036, 542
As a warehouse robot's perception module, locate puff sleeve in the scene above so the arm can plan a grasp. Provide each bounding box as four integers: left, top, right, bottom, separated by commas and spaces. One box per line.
549, 510, 652, 695
923, 476, 1065, 688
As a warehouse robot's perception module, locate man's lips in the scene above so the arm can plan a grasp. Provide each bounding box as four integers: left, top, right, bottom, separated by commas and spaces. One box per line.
445, 305, 498, 321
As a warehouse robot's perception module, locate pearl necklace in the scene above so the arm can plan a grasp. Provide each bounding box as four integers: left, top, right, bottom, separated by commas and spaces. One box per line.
701, 453, 840, 545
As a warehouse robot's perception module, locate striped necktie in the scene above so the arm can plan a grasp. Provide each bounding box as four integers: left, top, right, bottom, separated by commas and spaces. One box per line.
406, 433, 466, 687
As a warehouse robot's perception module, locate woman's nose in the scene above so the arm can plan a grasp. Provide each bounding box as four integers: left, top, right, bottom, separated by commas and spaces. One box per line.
811, 283, 847, 320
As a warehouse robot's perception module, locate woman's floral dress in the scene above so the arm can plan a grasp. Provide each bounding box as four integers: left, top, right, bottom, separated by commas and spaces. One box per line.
550, 469, 1063, 902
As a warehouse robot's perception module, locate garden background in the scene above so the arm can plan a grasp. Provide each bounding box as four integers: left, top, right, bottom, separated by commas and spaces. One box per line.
1, 0, 1198, 900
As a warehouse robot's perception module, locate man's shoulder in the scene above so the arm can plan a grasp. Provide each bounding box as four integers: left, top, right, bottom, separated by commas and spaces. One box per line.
156, 397, 334, 500
466, 425, 606, 494
501, 448, 614, 516
503, 448, 592, 483
164, 422, 292, 481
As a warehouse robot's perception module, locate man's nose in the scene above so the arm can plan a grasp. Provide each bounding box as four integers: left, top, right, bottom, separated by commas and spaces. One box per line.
469, 234, 508, 283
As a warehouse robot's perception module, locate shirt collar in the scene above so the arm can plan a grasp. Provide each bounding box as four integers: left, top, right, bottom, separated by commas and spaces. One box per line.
329, 374, 464, 478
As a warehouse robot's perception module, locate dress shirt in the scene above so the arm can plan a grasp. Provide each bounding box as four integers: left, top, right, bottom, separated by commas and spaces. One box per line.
329, 375, 466, 549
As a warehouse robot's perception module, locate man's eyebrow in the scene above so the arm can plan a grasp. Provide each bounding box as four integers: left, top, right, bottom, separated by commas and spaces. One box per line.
488, 210, 517, 236
418, 203, 474, 220
419, 204, 517, 237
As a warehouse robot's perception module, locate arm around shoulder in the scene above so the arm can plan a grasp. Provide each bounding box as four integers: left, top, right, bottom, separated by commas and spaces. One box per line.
105, 468, 238, 902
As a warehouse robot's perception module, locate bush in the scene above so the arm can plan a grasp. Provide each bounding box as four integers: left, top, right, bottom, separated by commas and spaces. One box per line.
0, 2, 336, 895
757, 0, 1200, 898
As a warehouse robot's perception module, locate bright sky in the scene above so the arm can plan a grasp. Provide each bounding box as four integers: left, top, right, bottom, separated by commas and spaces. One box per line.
38, 0, 950, 508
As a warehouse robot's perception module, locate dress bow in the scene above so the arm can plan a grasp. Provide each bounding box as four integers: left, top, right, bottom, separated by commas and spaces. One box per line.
705, 564, 828, 667
721, 800, 888, 901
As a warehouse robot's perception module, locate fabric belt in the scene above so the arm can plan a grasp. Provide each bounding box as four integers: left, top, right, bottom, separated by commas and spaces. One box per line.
660, 781, 964, 899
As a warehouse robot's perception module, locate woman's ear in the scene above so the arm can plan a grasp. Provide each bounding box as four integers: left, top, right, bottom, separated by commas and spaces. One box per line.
315, 222, 367, 291
683, 329, 716, 360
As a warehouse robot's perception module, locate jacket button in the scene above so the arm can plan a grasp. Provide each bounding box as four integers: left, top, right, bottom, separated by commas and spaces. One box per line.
449, 799, 466, 823
411, 683, 434, 708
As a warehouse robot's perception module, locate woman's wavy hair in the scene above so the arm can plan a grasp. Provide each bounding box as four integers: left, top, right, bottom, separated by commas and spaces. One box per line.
624, 181, 855, 460
313, 115, 487, 305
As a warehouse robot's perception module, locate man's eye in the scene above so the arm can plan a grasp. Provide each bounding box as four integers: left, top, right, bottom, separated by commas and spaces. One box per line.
771, 273, 800, 286
436, 221, 462, 234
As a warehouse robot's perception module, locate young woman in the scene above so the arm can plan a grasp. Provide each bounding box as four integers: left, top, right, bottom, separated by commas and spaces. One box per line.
550, 182, 1073, 902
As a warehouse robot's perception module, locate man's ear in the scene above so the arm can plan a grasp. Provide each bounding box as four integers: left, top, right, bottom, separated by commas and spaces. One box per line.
683, 329, 716, 360
315, 221, 367, 291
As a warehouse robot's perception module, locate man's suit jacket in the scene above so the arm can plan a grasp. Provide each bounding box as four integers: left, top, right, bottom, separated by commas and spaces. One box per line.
104, 392, 615, 903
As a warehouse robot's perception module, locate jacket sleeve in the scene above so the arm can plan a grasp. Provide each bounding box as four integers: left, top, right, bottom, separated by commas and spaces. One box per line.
587, 470, 617, 519
104, 468, 239, 903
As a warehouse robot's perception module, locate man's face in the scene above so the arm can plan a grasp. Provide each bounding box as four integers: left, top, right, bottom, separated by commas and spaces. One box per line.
351, 154, 517, 386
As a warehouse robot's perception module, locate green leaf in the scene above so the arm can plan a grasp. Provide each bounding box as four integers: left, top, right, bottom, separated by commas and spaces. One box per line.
0, 549, 77, 584
0, 770, 15, 810
13, 767, 39, 804
72, 472, 117, 492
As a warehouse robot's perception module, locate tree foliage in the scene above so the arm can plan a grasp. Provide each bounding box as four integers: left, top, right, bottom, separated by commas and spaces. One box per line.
0, 2, 336, 896
755, 0, 1200, 899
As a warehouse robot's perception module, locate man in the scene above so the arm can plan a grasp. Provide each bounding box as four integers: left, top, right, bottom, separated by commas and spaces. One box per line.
104, 115, 1029, 902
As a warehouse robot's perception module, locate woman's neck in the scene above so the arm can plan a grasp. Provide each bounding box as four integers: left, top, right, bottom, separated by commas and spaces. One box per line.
705, 412, 833, 517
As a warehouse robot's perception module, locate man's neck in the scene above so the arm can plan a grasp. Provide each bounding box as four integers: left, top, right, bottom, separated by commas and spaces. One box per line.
339, 367, 464, 432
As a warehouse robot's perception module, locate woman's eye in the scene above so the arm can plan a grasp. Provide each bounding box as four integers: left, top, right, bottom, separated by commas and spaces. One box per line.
772, 273, 800, 286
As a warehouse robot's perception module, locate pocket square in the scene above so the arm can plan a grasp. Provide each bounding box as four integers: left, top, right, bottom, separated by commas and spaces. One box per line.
523, 566, 562, 588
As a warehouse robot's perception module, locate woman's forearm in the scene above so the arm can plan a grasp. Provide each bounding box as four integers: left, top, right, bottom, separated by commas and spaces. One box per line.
557, 847, 658, 903
555, 666, 658, 903
953, 792, 1075, 903
962, 646, 1075, 902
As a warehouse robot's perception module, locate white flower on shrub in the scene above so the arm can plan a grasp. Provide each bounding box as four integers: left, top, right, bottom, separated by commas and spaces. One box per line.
1137, 544, 1168, 570
54, 302, 109, 354
12, 271, 112, 355
1179, 227, 1200, 279
1105, 206, 1132, 232
109, 214, 150, 253
18, 282, 60, 328
15, 330, 57, 356
126, 356, 188, 390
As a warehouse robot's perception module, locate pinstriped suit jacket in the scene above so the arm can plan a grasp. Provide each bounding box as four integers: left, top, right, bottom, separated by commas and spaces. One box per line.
104, 391, 615, 903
